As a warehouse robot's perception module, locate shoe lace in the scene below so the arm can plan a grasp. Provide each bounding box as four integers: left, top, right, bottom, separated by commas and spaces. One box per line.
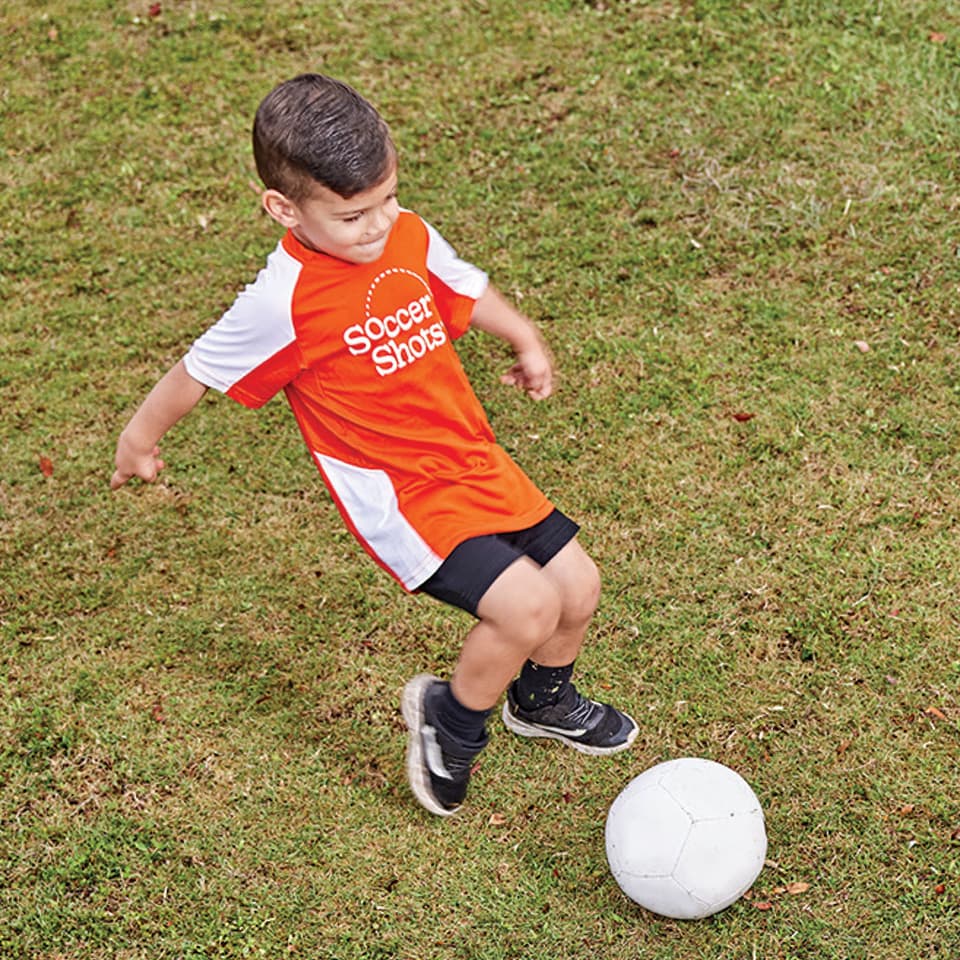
563, 690, 603, 729
441, 750, 475, 777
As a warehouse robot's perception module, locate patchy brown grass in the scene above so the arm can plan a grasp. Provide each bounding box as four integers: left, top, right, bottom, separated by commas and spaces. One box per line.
2, 1, 960, 957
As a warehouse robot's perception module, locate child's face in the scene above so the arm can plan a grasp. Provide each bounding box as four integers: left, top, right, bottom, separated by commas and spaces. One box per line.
273, 163, 400, 264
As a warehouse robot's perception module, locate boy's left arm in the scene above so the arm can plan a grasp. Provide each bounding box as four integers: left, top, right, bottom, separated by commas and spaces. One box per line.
469, 285, 554, 401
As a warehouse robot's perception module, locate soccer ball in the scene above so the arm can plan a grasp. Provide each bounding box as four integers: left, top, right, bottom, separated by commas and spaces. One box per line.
605, 757, 767, 920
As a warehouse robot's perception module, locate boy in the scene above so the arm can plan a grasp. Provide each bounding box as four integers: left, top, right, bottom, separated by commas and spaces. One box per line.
111, 74, 637, 817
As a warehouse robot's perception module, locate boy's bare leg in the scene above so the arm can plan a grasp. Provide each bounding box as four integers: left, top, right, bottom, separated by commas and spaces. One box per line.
491, 537, 637, 755
450, 539, 600, 711
531, 538, 602, 666
404, 538, 634, 814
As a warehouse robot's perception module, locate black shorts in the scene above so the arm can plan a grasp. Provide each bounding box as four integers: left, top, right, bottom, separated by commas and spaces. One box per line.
418, 508, 580, 616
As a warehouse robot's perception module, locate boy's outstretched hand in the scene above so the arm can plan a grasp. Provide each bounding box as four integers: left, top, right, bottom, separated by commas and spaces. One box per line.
469, 285, 556, 402
500, 345, 554, 401
111, 436, 166, 489
109, 359, 207, 491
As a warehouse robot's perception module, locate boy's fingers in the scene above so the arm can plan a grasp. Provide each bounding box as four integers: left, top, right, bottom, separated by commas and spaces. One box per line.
527, 381, 552, 401
500, 368, 552, 400
110, 459, 164, 490
524, 370, 552, 399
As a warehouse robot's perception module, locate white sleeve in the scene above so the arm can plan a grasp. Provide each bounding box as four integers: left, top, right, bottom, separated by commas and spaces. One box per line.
421, 218, 489, 300
184, 242, 302, 402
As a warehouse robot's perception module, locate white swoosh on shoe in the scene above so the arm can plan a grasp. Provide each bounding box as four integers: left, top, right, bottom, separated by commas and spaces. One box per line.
423, 725, 453, 780
530, 723, 588, 737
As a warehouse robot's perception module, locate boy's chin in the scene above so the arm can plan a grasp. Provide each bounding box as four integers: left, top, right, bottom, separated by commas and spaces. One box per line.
345, 242, 387, 264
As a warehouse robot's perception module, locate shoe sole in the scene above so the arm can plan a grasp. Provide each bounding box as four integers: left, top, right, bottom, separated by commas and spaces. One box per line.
501, 702, 639, 756
401, 674, 459, 817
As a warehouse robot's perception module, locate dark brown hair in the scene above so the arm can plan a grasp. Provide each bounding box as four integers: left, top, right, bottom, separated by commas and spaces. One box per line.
253, 74, 395, 203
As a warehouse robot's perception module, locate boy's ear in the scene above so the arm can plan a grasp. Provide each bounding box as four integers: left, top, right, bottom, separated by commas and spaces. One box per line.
261, 189, 301, 229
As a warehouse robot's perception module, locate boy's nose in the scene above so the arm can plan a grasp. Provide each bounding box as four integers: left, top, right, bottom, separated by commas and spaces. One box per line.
371, 205, 394, 235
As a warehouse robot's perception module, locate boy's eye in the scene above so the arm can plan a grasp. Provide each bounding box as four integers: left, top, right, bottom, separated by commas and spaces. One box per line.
342, 213, 363, 223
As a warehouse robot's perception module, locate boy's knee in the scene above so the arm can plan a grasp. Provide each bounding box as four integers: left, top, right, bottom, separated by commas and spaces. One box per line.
514, 582, 563, 648
561, 553, 601, 628
479, 566, 562, 650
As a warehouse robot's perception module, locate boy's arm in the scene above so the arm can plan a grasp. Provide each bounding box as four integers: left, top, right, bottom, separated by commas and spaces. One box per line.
468, 285, 554, 401
111, 359, 208, 490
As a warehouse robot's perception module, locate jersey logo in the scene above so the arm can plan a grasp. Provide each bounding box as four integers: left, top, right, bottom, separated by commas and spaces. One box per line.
341, 267, 448, 377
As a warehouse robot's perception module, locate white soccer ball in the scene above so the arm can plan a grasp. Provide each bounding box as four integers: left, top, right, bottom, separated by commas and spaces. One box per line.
605, 757, 767, 920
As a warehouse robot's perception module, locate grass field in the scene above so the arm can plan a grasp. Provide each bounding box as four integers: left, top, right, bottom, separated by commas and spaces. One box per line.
2, 1, 959, 957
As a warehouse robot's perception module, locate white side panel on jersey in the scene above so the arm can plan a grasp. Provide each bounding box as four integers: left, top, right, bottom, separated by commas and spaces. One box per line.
315, 453, 443, 590
422, 218, 489, 299
184, 242, 301, 393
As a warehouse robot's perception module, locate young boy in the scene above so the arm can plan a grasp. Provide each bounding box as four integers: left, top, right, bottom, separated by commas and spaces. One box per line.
111, 74, 637, 817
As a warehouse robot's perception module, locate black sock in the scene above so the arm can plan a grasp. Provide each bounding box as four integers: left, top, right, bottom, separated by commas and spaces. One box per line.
428, 681, 490, 749
514, 659, 574, 709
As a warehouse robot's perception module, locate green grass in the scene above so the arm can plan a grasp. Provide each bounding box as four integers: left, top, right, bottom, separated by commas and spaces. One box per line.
2, 0, 959, 957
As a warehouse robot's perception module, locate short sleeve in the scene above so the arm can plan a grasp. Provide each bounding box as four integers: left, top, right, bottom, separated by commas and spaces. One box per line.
422, 219, 488, 340
184, 242, 304, 409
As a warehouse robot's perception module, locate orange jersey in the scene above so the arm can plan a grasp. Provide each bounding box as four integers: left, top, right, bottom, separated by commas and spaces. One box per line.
184, 211, 552, 589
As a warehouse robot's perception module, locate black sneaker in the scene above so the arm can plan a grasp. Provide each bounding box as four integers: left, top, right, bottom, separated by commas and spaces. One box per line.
502, 681, 638, 755
401, 674, 486, 817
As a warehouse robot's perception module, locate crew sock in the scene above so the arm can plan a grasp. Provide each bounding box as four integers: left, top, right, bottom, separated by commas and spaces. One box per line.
428, 681, 491, 749
514, 659, 575, 710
